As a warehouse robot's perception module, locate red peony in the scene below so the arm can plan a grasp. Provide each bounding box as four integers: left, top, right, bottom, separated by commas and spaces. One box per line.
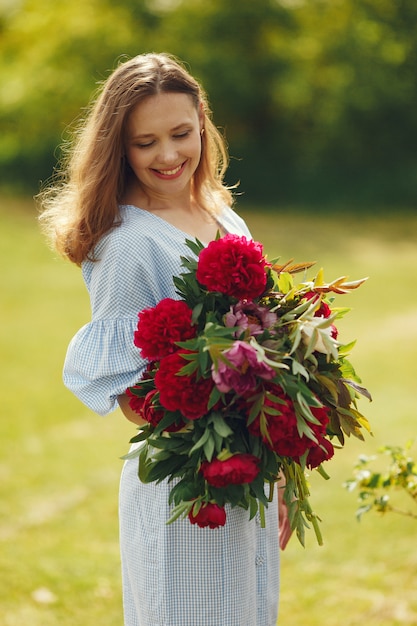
127, 389, 185, 432
126, 386, 146, 415
154, 351, 213, 420
304, 292, 339, 340
134, 298, 196, 361
188, 502, 227, 529
247, 384, 330, 460
200, 453, 260, 488
247, 384, 307, 457
196, 234, 269, 300
306, 437, 335, 469
304, 291, 332, 318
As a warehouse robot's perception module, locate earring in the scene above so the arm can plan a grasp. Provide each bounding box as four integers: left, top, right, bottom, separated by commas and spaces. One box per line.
200, 128, 205, 136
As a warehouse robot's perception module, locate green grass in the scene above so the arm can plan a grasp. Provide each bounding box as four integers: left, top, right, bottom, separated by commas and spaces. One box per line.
1, 196, 417, 625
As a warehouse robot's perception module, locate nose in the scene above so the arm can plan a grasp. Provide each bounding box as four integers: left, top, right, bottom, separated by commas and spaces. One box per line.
157, 140, 178, 165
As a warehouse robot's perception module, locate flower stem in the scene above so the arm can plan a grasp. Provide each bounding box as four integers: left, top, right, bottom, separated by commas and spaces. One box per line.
259, 502, 266, 528
298, 468, 323, 546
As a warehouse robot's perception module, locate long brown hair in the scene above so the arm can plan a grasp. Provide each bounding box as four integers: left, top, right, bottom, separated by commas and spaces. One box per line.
38, 53, 233, 265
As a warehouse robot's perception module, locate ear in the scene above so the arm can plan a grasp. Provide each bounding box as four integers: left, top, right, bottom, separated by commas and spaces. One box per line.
198, 101, 205, 131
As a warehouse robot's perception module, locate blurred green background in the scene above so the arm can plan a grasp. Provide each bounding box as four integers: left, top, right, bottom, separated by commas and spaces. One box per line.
1, 0, 417, 206
1, 1, 417, 625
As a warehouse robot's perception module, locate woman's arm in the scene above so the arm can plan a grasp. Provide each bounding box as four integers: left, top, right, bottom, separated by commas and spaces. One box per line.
117, 394, 147, 426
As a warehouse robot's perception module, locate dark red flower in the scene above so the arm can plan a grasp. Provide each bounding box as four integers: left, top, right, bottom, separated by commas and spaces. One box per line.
247, 384, 330, 460
200, 453, 260, 488
127, 388, 184, 431
154, 351, 213, 420
304, 291, 332, 318
138, 389, 186, 431
306, 437, 335, 469
134, 298, 196, 361
188, 502, 227, 529
196, 234, 269, 300
126, 386, 146, 414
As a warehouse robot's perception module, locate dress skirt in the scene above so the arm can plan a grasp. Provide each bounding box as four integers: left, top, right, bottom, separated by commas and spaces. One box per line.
119, 451, 280, 626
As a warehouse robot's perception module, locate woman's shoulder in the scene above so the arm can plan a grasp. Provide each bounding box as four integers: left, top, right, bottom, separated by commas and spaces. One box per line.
220, 205, 252, 238
95, 205, 161, 254
88, 204, 192, 272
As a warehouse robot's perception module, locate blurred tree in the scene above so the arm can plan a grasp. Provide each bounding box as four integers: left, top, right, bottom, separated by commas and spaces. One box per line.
151, 0, 299, 200
0, 0, 159, 188
0, 0, 416, 206
282, 0, 417, 205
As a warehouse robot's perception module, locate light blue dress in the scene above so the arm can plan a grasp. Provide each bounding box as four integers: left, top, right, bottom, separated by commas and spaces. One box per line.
64, 204, 280, 626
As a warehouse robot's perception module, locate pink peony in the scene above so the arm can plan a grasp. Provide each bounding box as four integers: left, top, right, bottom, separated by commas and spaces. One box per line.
225, 301, 277, 336
212, 341, 275, 394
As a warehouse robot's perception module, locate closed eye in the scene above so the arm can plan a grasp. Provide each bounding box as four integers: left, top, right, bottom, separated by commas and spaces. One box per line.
134, 129, 193, 149
136, 141, 155, 149
173, 130, 191, 139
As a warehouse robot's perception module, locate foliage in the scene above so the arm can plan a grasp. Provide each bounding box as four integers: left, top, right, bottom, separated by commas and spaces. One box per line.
345, 442, 417, 521
126, 234, 371, 545
1, 197, 417, 624
1, 0, 417, 204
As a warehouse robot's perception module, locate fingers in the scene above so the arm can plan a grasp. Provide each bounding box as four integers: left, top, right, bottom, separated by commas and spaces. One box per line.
279, 515, 292, 551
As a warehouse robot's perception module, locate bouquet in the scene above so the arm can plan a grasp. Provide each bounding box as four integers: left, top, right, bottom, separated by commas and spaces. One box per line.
125, 234, 371, 545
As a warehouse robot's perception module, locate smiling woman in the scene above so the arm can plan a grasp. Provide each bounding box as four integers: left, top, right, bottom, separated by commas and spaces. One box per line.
123, 92, 205, 224
37, 53, 291, 626
38, 53, 233, 266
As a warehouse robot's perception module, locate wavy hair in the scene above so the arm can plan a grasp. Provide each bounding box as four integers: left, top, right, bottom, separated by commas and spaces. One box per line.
38, 53, 234, 265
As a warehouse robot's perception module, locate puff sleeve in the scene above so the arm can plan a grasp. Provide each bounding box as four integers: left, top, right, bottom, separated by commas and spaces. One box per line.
63, 209, 184, 415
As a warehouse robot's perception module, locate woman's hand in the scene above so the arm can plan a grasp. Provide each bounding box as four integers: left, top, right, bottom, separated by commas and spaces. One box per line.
117, 394, 147, 426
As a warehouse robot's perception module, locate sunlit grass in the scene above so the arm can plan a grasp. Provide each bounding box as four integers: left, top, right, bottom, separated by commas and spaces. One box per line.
1, 197, 417, 625
241, 207, 417, 625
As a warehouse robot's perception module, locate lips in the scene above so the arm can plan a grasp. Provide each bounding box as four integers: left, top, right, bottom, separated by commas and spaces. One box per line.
152, 162, 186, 179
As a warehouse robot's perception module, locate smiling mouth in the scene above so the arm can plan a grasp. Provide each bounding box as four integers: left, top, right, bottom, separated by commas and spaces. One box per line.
152, 162, 186, 179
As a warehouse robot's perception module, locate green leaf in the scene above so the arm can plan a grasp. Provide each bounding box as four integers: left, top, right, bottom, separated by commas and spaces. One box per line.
177, 361, 199, 377
341, 378, 372, 402
207, 385, 222, 411
292, 359, 310, 380
138, 445, 152, 482
189, 428, 211, 455
184, 237, 205, 256
277, 272, 294, 294
192, 302, 204, 323
203, 435, 215, 461
167, 501, 193, 525
211, 414, 233, 438
129, 429, 151, 444
249, 495, 259, 520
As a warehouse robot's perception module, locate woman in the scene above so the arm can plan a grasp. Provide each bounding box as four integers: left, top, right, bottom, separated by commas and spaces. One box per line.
39, 52, 291, 626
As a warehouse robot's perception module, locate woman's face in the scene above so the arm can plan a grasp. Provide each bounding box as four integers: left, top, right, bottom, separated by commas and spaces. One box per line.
124, 92, 203, 203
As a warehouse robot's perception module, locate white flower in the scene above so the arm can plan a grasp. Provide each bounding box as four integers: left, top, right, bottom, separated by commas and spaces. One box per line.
300, 318, 338, 357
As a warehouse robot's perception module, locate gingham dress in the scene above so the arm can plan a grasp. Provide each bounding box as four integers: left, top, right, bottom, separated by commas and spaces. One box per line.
64, 204, 280, 626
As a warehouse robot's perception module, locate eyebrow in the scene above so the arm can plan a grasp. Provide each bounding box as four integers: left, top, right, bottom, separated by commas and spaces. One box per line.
129, 122, 192, 141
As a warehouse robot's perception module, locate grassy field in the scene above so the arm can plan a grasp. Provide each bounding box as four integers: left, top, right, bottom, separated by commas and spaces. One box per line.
1, 196, 416, 625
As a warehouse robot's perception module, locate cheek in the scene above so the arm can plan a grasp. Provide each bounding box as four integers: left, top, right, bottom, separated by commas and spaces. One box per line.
126, 148, 147, 171
189, 136, 203, 159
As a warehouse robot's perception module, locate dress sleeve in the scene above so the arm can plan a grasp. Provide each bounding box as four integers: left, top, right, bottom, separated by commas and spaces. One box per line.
63, 317, 144, 416
63, 223, 165, 416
